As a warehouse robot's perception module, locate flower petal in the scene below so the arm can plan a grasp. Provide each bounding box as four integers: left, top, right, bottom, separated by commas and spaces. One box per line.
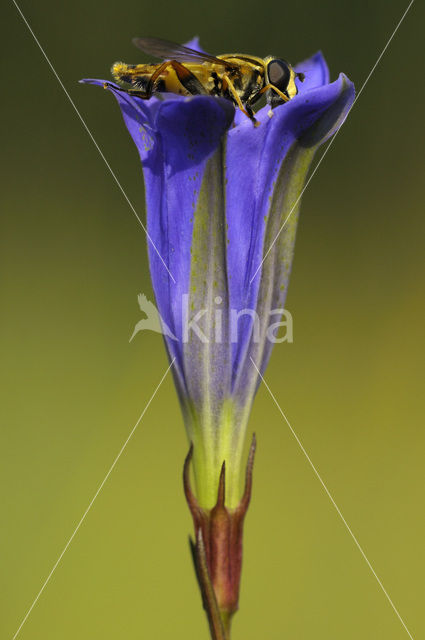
294, 50, 330, 94
81, 50, 355, 509
226, 73, 355, 403
80, 78, 160, 129
182, 143, 230, 411
148, 96, 234, 351
81, 80, 235, 385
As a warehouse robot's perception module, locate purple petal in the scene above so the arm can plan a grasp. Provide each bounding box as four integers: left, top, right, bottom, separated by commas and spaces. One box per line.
294, 51, 330, 94
226, 73, 355, 398
80, 78, 161, 128
80, 55, 355, 426
149, 95, 234, 350
81, 79, 234, 385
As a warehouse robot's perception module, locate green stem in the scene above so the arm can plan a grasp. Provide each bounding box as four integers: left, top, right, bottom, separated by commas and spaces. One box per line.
220, 611, 233, 639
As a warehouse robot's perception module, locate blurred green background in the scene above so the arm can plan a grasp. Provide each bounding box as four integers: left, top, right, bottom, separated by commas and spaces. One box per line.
1, 0, 424, 638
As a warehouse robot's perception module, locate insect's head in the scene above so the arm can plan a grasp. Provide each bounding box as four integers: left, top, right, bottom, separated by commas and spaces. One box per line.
265, 57, 305, 107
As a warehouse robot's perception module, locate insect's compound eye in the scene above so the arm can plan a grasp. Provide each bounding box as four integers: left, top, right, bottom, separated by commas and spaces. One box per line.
267, 59, 291, 92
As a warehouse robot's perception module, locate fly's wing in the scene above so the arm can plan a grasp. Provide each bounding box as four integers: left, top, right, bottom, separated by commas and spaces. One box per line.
132, 37, 238, 70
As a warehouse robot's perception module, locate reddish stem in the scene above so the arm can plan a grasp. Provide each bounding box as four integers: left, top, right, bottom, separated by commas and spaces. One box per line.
183, 435, 256, 639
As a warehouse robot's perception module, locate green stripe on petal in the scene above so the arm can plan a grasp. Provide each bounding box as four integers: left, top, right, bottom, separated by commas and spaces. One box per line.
183, 144, 248, 509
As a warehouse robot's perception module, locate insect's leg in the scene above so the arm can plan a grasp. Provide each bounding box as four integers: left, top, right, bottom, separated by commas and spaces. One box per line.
144, 60, 207, 97
170, 61, 208, 95
255, 84, 290, 103
221, 74, 258, 125
102, 81, 150, 99
242, 99, 262, 126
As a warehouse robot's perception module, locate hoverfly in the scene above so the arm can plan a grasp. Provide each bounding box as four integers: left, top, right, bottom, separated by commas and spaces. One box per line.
107, 37, 305, 125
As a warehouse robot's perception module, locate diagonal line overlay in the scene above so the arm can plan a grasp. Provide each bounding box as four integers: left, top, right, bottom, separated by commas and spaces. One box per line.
11, 359, 175, 640
11, 0, 176, 284
250, 356, 414, 639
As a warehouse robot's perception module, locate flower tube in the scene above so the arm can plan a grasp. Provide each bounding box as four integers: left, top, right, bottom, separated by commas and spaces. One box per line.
82, 40, 354, 639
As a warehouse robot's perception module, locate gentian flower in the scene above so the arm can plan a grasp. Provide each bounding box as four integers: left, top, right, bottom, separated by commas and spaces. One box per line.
82, 38, 354, 639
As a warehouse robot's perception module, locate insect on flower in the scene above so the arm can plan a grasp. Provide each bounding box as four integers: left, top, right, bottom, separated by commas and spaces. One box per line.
107, 37, 306, 125
82, 37, 355, 638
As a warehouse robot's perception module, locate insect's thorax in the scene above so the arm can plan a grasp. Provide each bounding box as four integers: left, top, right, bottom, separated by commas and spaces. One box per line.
218, 56, 265, 99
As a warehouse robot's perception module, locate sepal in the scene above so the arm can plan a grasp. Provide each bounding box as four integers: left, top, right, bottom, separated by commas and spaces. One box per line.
184, 435, 256, 638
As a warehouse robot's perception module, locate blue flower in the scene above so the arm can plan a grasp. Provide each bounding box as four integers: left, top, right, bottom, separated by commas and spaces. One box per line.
81, 41, 354, 511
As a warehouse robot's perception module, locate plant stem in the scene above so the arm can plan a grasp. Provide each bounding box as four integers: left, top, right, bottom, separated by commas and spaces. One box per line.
184, 436, 256, 640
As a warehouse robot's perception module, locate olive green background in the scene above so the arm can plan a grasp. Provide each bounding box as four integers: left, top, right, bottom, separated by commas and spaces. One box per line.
1, 0, 424, 638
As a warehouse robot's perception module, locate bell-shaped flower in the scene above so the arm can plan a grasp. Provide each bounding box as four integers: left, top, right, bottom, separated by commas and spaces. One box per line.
82, 40, 354, 635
